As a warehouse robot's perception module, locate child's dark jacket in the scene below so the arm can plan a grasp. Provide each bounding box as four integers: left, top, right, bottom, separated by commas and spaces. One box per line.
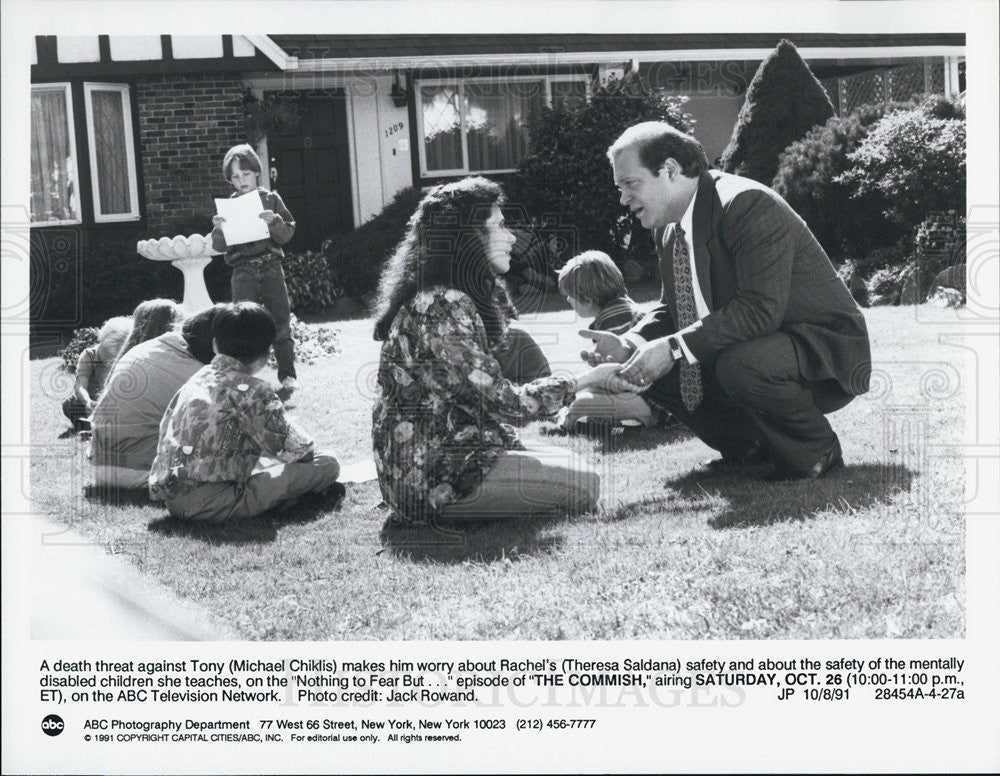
589, 295, 642, 335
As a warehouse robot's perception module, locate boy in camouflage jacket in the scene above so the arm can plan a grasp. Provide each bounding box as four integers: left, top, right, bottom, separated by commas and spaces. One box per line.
150, 303, 341, 521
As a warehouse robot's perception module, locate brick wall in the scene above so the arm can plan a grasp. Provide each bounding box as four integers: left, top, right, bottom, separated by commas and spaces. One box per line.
136, 73, 246, 237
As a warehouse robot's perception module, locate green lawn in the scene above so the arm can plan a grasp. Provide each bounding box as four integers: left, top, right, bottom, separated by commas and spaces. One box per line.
28, 300, 965, 640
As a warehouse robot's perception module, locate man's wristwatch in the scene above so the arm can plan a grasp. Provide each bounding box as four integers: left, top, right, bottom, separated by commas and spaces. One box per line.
666, 335, 684, 361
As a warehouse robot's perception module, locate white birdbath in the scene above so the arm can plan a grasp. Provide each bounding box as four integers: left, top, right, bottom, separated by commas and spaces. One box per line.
136, 234, 219, 315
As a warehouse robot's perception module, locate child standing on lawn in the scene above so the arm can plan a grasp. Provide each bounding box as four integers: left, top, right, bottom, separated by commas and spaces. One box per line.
211, 143, 298, 394
149, 302, 342, 522
556, 250, 655, 431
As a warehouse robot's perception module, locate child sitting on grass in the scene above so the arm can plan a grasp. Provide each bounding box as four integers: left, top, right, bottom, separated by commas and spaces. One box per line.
62, 316, 130, 432
556, 250, 654, 431
111, 298, 182, 372
211, 143, 298, 396
149, 302, 342, 522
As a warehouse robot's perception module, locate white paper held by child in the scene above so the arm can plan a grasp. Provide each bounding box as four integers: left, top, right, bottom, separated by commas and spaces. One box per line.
214, 190, 270, 245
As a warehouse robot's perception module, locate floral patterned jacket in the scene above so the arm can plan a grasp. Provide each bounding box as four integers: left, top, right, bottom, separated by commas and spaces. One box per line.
372, 286, 575, 522
149, 354, 314, 501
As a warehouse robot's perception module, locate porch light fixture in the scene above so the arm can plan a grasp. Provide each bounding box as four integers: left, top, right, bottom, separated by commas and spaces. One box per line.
390, 72, 409, 108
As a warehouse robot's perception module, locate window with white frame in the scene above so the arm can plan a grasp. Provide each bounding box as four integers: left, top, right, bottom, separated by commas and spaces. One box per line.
30, 83, 81, 225
417, 75, 590, 176
83, 83, 140, 222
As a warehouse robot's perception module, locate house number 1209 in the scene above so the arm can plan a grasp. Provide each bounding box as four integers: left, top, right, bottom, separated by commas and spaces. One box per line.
384, 122, 405, 137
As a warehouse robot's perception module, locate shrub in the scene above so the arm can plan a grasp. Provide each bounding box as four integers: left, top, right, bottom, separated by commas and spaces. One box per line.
856, 235, 915, 273
912, 211, 966, 301
927, 286, 964, 308
866, 261, 917, 306
283, 250, 345, 314
57, 327, 98, 373
835, 234, 916, 306
835, 260, 870, 307
87, 237, 184, 315
506, 77, 693, 268
923, 94, 966, 121
267, 315, 340, 369
773, 104, 902, 258
720, 39, 835, 185
838, 97, 966, 231
33, 232, 182, 330
324, 187, 424, 300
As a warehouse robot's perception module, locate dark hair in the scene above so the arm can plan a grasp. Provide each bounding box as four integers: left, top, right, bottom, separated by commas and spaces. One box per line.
112, 298, 182, 370
607, 121, 708, 177
181, 303, 228, 365
212, 302, 276, 362
557, 250, 627, 307
225, 153, 259, 178
373, 176, 509, 343
222, 143, 263, 180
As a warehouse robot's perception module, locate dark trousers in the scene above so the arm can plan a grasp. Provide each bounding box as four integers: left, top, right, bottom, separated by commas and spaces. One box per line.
231, 260, 296, 381
62, 395, 90, 430
646, 332, 853, 475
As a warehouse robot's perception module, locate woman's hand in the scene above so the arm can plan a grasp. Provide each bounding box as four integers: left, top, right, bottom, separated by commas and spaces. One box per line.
259, 209, 277, 224
212, 215, 226, 226
576, 362, 644, 393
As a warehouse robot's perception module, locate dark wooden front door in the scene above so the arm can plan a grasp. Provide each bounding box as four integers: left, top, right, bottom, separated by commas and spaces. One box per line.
266, 90, 353, 251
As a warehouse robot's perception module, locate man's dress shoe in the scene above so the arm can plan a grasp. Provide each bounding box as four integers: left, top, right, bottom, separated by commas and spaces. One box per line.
761, 437, 844, 481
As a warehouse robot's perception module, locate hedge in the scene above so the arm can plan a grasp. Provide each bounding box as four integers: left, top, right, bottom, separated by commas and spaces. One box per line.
506, 77, 693, 268
720, 39, 835, 185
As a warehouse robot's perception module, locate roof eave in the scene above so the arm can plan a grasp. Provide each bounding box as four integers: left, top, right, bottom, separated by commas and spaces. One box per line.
246, 34, 300, 70
288, 44, 966, 74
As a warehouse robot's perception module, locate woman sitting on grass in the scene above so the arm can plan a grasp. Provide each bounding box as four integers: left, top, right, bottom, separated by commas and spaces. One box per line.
371, 176, 632, 525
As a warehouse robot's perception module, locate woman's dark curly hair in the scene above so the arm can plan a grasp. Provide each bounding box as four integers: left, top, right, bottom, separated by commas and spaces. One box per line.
373, 176, 512, 343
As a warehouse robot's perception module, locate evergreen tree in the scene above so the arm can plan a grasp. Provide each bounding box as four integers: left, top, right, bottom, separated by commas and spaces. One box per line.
720, 39, 835, 185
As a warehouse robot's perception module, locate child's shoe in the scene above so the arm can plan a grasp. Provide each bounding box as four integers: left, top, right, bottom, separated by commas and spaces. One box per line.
277, 377, 298, 407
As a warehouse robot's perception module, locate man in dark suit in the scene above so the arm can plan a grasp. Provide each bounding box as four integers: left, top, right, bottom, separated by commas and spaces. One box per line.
584, 122, 870, 479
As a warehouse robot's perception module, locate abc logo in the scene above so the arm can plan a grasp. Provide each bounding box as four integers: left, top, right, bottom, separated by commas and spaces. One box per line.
41, 714, 65, 736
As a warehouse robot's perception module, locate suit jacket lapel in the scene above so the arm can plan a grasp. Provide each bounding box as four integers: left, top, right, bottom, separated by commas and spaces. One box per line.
691, 171, 718, 310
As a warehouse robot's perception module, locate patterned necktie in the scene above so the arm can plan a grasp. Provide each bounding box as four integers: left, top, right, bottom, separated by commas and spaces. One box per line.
672, 224, 703, 412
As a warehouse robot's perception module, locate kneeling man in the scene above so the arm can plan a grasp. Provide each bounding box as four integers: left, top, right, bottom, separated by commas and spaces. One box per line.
587, 122, 870, 479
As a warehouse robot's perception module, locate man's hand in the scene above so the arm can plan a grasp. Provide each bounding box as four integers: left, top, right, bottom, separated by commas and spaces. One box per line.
575, 362, 643, 393
617, 337, 676, 388
260, 209, 277, 225
578, 329, 633, 366
212, 215, 226, 226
